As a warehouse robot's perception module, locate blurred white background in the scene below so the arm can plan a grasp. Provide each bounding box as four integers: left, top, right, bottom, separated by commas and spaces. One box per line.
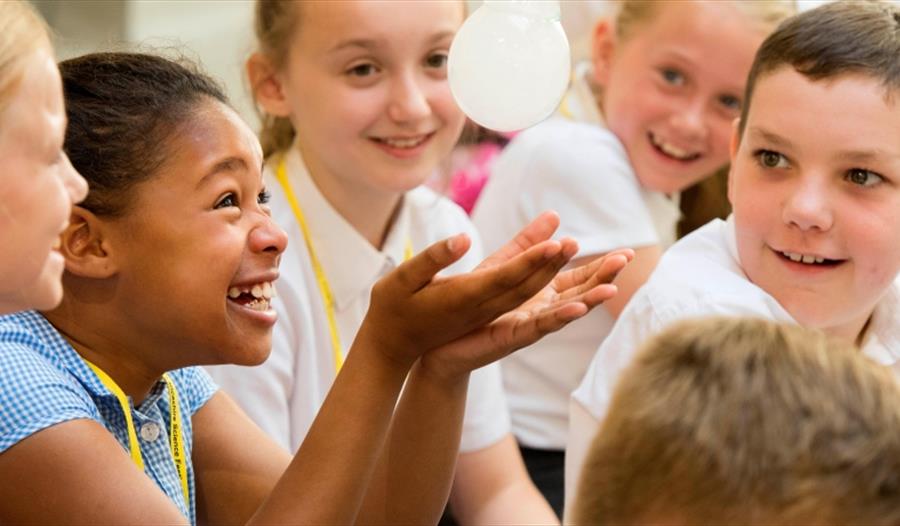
30, 0, 840, 130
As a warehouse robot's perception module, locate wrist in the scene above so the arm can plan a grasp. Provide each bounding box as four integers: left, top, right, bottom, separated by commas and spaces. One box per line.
352, 320, 419, 374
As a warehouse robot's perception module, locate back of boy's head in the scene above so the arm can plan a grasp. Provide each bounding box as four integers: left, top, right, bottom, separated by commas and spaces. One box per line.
571, 317, 900, 526
59, 52, 228, 217
739, 0, 900, 136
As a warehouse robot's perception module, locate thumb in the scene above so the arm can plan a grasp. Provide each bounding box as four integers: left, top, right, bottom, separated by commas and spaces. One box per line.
391, 233, 471, 292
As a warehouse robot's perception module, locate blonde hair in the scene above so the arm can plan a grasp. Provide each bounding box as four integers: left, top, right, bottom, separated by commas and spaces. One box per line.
253, 0, 300, 158
572, 317, 900, 526
0, 0, 50, 115
614, 0, 796, 43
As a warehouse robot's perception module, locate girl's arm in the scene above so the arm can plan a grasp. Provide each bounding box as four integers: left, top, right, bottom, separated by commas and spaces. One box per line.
449, 435, 559, 525
354, 213, 630, 525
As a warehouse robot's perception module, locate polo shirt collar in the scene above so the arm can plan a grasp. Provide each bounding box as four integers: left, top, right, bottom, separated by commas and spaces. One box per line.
284, 147, 413, 311
20, 310, 167, 405
862, 277, 900, 366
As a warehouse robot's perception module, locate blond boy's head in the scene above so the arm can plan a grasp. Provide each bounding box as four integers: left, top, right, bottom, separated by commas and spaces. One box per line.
572, 317, 900, 526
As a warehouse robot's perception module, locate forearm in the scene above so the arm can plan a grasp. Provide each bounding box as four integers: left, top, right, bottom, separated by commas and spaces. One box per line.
357, 361, 470, 525
449, 436, 559, 526
249, 328, 412, 525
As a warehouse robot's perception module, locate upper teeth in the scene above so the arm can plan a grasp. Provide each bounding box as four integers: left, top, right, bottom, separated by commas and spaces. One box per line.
382, 136, 426, 148
782, 251, 825, 264
650, 134, 695, 160
228, 281, 275, 299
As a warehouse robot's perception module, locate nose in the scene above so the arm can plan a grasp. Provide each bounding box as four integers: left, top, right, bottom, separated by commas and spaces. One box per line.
387, 71, 431, 123
669, 98, 708, 143
249, 213, 288, 257
782, 174, 833, 232
61, 154, 89, 204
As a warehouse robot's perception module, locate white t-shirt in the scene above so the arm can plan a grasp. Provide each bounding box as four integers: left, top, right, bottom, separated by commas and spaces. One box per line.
471, 63, 681, 450
564, 217, 900, 511
208, 147, 510, 453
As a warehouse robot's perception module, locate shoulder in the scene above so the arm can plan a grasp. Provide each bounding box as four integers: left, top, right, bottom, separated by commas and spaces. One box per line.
0, 312, 100, 454
167, 367, 219, 416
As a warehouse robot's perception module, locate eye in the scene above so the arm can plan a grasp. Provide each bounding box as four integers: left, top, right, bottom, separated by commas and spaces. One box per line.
660, 68, 685, 86
846, 168, 884, 188
215, 193, 238, 209
754, 149, 789, 169
258, 189, 271, 204
347, 63, 378, 77
718, 94, 741, 111
425, 52, 448, 69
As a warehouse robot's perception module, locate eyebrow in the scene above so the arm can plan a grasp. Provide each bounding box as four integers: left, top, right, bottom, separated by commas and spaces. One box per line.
197, 156, 250, 188
328, 30, 456, 54
747, 127, 795, 150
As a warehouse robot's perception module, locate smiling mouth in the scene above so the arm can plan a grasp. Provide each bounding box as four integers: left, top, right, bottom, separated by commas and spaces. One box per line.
227, 281, 275, 311
648, 132, 702, 162
777, 250, 844, 267
371, 133, 434, 149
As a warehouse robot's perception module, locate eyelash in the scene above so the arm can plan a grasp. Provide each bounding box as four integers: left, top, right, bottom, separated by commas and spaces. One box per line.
754, 149, 887, 188
215, 190, 271, 209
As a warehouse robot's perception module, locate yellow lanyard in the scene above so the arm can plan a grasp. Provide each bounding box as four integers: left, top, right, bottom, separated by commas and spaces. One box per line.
84, 360, 190, 508
274, 157, 413, 373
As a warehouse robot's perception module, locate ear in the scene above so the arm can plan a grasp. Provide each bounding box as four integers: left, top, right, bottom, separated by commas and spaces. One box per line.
591, 19, 616, 87
247, 51, 292, 118
61, 206, 118, 279
727, 118, 741, 205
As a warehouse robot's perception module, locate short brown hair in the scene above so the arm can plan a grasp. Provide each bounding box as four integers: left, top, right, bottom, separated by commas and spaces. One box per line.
572, 317, 900, 526
739, 0, 900, 136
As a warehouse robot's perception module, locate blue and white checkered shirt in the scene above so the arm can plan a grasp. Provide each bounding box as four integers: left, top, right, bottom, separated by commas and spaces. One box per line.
0, 310, 218, 523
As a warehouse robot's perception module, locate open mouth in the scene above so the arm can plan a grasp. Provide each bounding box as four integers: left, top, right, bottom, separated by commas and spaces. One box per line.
227, 281, 275, 311
777, 250, 844, 267
649, 132, 702, 162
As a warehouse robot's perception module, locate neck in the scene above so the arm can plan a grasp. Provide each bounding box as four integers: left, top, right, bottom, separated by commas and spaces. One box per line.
300, 147, 404, 249
42, 286, 165, 404
822, 311, 874, 349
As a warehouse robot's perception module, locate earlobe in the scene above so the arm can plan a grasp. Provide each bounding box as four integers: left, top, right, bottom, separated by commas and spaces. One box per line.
591, 19, 616, 87
61, 207, 117, 279
247, 52, 292, 118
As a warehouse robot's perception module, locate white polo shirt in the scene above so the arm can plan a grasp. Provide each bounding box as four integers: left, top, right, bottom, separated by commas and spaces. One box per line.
565, 217, 900, 511
207, 147, 510, 453
471, 62, 681, 451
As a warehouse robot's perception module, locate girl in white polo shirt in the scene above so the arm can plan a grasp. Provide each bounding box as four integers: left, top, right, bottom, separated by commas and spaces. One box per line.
205, 2, 630, 523
471, 0, 794, 512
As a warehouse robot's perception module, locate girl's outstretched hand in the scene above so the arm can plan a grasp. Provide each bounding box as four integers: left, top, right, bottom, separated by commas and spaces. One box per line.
421, 212, 633, 379
356, 211, 632, 377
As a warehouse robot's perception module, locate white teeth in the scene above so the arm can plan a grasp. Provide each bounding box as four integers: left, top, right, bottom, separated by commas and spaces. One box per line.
782, 251, 828, 265
227, 281, 275, 300
650, 133, 696, 160
244, 298, 271, 311
382, 136, 426, 148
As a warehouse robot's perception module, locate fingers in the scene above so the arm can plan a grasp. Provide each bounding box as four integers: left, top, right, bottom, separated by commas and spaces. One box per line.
477, 211, 561, 269
553, 251, 631, 297
391, 233, 471, 292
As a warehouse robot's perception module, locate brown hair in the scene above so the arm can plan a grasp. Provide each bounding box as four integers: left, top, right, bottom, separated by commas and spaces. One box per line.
739, 0, 900, 137
59, 52, 228, 216
253, 0, 301, 158
572, 317, 900, 526
0, 0, 50, 115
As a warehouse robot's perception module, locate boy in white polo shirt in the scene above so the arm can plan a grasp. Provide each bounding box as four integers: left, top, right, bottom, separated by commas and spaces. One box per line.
567, 0, 900, 511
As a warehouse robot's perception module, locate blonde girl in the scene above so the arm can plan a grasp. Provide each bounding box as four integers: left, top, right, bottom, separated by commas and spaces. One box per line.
206, 1, 632, 523
0, 0, 87, 314
472, 0, 794, 513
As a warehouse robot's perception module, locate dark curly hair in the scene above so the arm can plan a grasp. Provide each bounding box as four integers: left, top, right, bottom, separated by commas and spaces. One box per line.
59, 52, 229, 216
